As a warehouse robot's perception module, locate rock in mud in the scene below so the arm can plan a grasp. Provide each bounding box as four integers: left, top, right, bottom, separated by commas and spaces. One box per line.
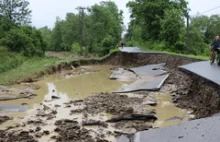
55, 119, 78, 126
69, 100, 84, 104
35, 126, 41, 132
0, 130, 37, 142
142, 100, 157, 106
133, 123, 152, 131
70, 108, 84, 114
54, 119, 95, 142
82, 120, 108, 128
55, 104, 61, 107
21, 103, 28, 106
114, 120, 152, 133
52, 95, 60, 99
106, 114, 157, 123
35, 132, 43, 138
84, 93, 142, 115
27, 119, 44, 125
43, 130, 50, 135
0, 116, 11, 124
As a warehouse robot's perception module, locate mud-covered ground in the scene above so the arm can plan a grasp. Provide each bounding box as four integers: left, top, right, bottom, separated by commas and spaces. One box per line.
0, 92, 162, 142
0, 84, 39, 101
104, 52, 220, 119
0, 52, 220, 141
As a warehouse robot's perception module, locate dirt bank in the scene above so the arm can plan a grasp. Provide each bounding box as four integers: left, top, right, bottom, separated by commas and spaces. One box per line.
0, 51, 219, 141
102, 52, 220, 119
3, 51, 218, 118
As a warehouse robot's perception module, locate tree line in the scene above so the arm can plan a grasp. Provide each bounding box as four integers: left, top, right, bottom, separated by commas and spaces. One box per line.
0, 0, 123, 57
0, 0, 46, 57
40, 1, 123, 56
125, 0, 220, 56
1, 0, 219, 57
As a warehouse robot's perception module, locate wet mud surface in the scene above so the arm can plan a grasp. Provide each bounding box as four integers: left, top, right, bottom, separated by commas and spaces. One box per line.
0, 64, 190, 142
0, 52, 219, 141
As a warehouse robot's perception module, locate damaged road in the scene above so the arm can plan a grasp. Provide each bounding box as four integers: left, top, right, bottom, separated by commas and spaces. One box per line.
1, 48, 219, 142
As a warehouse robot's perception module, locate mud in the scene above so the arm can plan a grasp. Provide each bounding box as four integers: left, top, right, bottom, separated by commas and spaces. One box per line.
0, 51, 219, 141
0, 85, 37, 101
0, 116, 10, 124
0, 130, 37, 142
104, 52, 220, 119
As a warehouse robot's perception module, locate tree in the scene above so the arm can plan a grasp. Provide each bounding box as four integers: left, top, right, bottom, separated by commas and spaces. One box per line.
127, 0, 188, 41
49, 1, 123, 56
0, 16, 15, 39
39, 26, 52, 50
0, 0, 31, 25
51, 17, 63, 51
159, 7, 186, 52
1, 26, 46, 56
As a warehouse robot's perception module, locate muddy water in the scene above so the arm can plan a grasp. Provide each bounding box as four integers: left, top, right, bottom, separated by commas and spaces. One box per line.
149, 94, 188, 128
0, 65, 190, 142
0, 65, 125, 128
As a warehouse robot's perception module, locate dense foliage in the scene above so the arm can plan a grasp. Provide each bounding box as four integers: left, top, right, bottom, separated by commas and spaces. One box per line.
1, 0, 219, 59
0, 0, 46, 57
125, 0, 218, 56
46, 1, 123, 56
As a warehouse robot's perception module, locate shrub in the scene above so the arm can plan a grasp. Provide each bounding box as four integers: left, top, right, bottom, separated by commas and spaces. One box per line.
1, 26, 47, 57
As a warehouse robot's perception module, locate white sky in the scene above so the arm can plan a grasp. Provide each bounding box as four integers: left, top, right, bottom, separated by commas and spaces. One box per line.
28, 0, 220, 29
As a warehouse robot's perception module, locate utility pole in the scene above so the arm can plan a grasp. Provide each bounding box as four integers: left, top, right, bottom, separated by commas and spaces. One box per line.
76, 6, 86, 56
186, 12, 190, 54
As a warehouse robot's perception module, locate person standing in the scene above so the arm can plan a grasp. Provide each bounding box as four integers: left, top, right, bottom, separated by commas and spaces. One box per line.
120, 40, 124, 49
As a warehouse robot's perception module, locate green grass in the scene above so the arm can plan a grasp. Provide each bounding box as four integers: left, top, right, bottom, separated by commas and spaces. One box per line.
1, 46, 208, 85
0, 47, 27, 73
0, 48, 120, 85
140, 47, 209, 60
0, 57, 62, 85
161, 51, 209, 60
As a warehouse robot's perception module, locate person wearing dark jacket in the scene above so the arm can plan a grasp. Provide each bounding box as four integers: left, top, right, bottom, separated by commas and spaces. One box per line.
210, 36, 220, 54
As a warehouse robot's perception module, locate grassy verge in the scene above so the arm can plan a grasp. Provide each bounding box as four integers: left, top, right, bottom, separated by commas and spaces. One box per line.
0, 47, 27, 73
160, 51, 209, 60
0, 48, 119, 85
0, 57, 62, 85
1, 46, 208, 85
140, 47, 209, 60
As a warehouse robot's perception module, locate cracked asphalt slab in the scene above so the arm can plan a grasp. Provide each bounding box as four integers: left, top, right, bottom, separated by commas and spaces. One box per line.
132, 116, 220, 142
179, 61, 220, 85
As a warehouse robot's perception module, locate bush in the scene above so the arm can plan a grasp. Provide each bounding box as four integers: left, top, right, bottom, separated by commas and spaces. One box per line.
71, 43, 81, 54
1, 26, 47, 57
141, 40, 166, 51
0, 47, 27, 73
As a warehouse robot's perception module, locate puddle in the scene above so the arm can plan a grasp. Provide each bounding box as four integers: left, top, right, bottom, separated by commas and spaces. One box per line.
0, 65, 189, 141
148, 94, 188, 128
0, 65, 125, 127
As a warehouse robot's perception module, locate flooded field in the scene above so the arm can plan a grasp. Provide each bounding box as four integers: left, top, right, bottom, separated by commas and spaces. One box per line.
0, 65, 190, 142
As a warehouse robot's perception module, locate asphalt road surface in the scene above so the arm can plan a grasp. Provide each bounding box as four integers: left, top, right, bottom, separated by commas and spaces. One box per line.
119, 47, 147, 53
179, 61, 220, 85
132, 116, 220, 142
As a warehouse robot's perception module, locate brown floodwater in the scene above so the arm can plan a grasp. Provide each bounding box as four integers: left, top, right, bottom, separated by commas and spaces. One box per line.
0, 65, 125, 128
149, 93, 188, 128
0, 65, 190, 141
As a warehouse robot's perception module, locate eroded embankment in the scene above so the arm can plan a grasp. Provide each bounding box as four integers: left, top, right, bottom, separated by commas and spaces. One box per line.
1, 52, 219, 142
15, 52, 220, 119
2, 51, 219, 119
102, 52, 220, 119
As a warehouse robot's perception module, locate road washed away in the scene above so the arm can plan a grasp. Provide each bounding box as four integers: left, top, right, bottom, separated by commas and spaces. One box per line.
0, 65, 192, 142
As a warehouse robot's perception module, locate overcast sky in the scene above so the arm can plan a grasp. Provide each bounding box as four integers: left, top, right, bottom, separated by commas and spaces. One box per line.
28, 0, 220, 29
